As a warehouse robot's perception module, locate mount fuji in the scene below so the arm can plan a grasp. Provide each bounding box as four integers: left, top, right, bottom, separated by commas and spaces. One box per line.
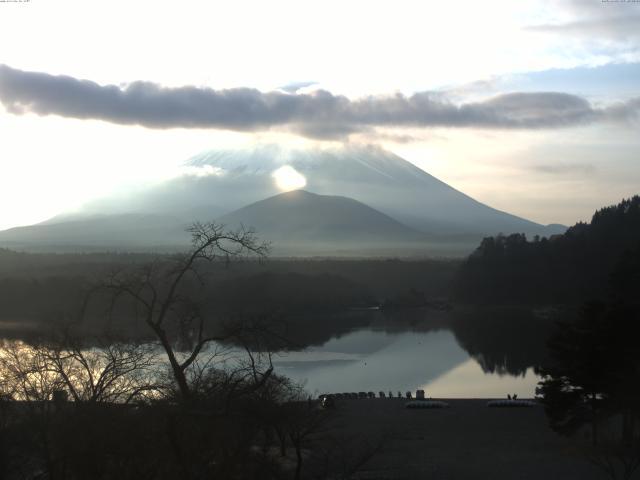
0, 145, 564, 255
122, 144, 561, 235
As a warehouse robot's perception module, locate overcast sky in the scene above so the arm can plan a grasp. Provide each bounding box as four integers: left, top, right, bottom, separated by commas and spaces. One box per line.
0, 0, 639, 229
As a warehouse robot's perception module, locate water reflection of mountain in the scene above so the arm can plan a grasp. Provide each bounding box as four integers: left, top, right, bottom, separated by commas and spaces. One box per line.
275, 329, 470, 394
279, 306, 556, 378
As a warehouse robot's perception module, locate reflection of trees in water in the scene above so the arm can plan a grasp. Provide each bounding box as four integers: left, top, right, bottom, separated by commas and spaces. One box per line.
450, 306, 559, 376
274, 308, 450, 352
212, 306, 556, 380
266, 310, 375, 351
1, 303, 558, 380
374, 308, 450, 332
284, 306, 555, 379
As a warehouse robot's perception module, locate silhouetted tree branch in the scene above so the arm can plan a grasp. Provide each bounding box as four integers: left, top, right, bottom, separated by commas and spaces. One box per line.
93, 222, 270, 401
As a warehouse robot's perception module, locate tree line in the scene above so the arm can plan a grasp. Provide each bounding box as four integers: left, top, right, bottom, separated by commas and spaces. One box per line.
455, 196, 640, 304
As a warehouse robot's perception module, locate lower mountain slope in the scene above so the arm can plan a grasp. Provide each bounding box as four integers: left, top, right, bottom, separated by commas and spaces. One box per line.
218, 189, 421, 242
0, 214, 189, 251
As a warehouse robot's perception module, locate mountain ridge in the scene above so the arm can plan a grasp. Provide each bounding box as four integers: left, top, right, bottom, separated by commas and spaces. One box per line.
0, 145, 566, 255
182, 145, 564, 236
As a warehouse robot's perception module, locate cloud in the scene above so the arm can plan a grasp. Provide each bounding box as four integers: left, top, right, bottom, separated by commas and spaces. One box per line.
358, 130, 422, 144
278, 81, 319, 93
525, 0, 640, 43
1, 65, 638, 140
530, 163, 596, 175
526, 15, 640, 42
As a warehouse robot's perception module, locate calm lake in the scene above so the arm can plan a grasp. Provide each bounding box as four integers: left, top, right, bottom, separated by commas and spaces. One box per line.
273, 328, 540, 398
0, 306, 555, 399
271, 307, 554, 398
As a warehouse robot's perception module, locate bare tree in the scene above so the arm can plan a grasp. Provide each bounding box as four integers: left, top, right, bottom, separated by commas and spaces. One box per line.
0, 336, 166, 480
48, 338, 161, 404
0, 336, 161, 404
0, 339, 64, 403
94, 222, 270, 401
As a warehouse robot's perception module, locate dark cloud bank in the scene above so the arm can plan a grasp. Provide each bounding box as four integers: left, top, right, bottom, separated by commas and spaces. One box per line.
0, 64, 638, 139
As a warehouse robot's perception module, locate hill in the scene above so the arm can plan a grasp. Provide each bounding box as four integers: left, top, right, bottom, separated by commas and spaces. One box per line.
218, 190, 425, 254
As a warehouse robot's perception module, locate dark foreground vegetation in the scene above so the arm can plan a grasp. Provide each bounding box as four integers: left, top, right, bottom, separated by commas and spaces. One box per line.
452, 196, 640, 479
0, 223, 388, 479
1, 338, 395, 479
1, 196, 639, 479
0, 336, 384, 480
535, 246, 640, 479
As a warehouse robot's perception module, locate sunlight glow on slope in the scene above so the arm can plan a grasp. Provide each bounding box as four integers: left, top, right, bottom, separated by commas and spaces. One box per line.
272, 165, 307, 191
